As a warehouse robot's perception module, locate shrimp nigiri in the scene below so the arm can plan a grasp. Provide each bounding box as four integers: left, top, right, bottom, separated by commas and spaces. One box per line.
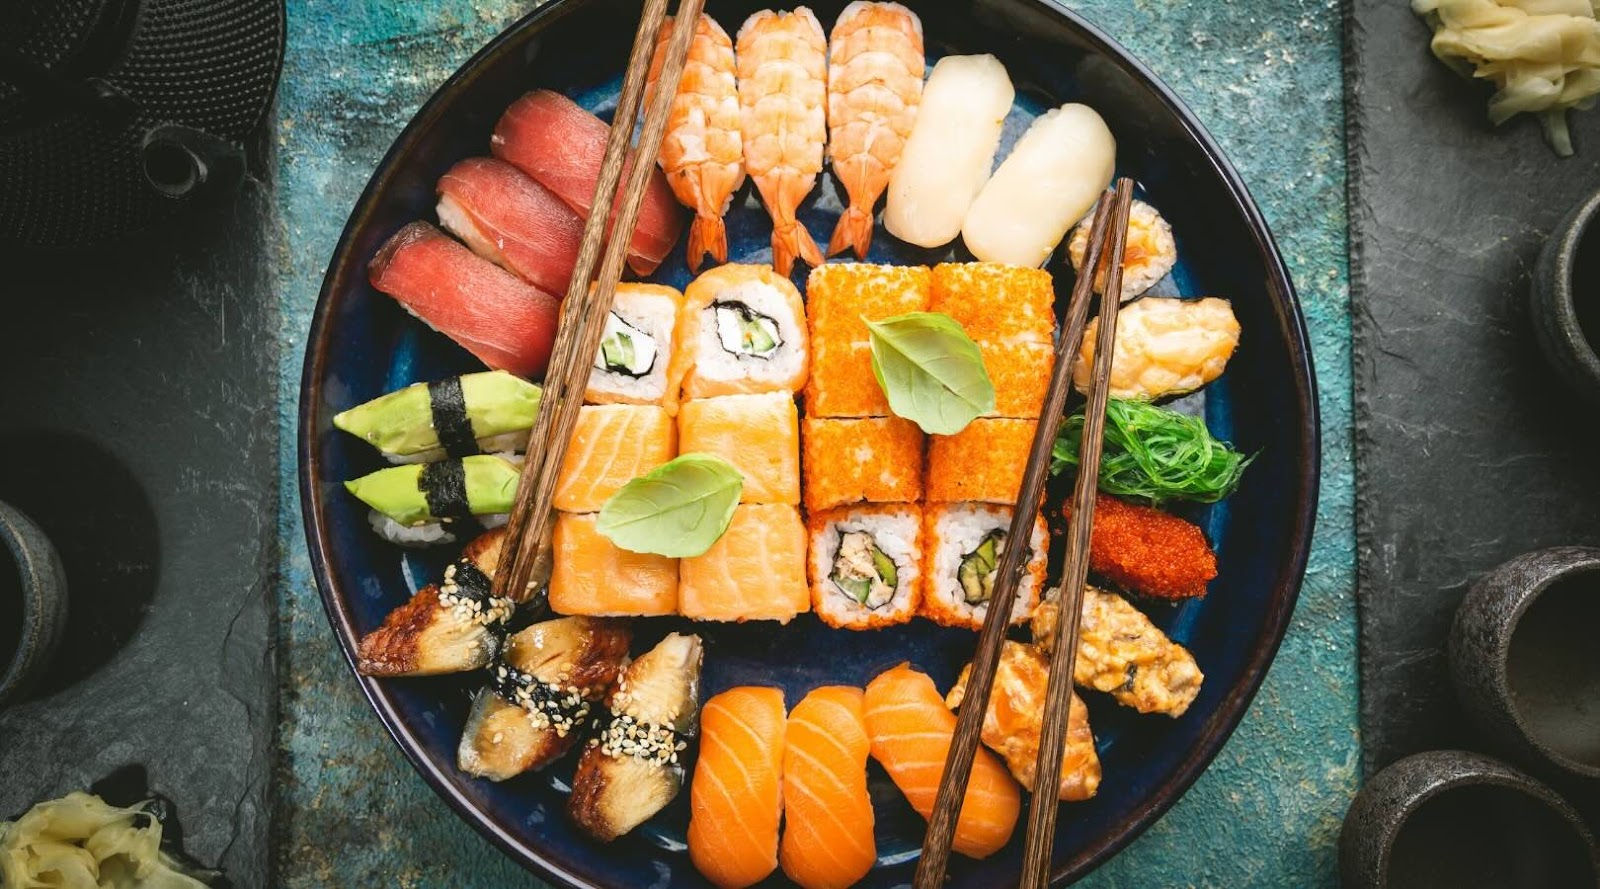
825, 2, 924, 258
737, 7, 827, 276
648, 14, 745, 272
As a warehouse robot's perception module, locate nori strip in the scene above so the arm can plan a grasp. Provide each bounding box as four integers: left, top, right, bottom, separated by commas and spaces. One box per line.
427, 377, 479, 459
419, 460, 480, 531
449, 559, 495, 604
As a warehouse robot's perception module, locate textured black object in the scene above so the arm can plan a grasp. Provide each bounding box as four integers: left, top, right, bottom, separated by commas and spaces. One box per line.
0, 500, 68, 707
1338, 750, 1600, 889
0, 180, 277, 884
0, 0, 285, 247
1531, 189, 1600, 408
1347, 0, 1600, 773
1450, 547, 1600, 785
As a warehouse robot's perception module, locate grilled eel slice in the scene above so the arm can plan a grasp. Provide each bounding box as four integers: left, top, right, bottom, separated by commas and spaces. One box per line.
355, 529, 515, 676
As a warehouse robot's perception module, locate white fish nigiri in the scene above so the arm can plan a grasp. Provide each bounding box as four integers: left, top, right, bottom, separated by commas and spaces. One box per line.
883, 54, 1013, 249
962, 103, 1115, 268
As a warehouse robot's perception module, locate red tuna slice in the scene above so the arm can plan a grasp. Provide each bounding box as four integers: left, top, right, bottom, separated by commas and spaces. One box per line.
436, 157, 585, 297
368, 221, 560, 378
491, 89, 685, 276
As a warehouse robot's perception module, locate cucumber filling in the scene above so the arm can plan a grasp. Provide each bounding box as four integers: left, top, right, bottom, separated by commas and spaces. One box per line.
958, 530, 1007, 604
712, 300, 782, 358
594, 311, 657, 377
831, 530, 899, 609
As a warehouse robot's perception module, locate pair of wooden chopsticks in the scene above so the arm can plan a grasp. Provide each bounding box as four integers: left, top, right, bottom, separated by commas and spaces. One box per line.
491, 0, 705, 604
914, 179, 1137, 889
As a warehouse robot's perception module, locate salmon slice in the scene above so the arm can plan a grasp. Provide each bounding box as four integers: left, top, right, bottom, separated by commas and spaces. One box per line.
688, 686, 787, 888
491, 89, 685, 275
677, 393, 800, 505
679, 504, 809, 622
861, 663, 1021, 860
553, 404, 676, 513
550, 512, 678, 616
779, 686, 876, 889
368, 221, 561, 378
436, 157, 585, 297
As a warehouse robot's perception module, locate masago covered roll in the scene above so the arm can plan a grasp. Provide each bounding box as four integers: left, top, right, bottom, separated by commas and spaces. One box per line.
807, 503, 922, 630
921, 502, 1047, 630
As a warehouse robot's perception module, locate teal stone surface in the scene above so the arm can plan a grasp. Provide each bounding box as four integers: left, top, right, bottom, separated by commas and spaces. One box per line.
272, 1, 1354, 885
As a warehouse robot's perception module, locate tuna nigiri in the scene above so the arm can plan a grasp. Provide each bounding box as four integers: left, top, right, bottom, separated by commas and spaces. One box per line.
861, 663, 1020, 860
491, 89, 685, 276
688, 686, 787, 889
368, 221, 560, 378
436, 157, 585, 296
779, 686, 876, 889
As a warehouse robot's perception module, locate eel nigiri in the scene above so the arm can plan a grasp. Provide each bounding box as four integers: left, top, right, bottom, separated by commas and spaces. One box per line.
436, 157, 585, 297
779, 686, 876, 889
333, 371, 542, 464
457, 617, 633, 782
356, 529, 516, 677
569, 632, 704, 841
861, 663, 1020, 860
648, 13, 745, 272
491, 89, 685, 276
962, 103, 1116, 268
883, 54, 1013, 249
825, 1, 924, 258
344, 454, 520, 547
368, 221, 560, 378
737, 8, 828, 276
946, 641, 1102, 802
687, 686, 787, 889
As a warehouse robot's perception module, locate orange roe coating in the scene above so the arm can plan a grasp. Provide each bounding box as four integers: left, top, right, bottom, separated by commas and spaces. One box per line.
801, 416, 924, 511
806, 263, 930, 344
1077, 493, 1217, 599
980, 340, 1054, 419
930, 263, 1055, 344
805, 340, 890, 417
925, 418, 1035, 503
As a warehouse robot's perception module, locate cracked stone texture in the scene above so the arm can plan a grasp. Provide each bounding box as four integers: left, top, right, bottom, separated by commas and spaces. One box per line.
273, 1, 1354, 886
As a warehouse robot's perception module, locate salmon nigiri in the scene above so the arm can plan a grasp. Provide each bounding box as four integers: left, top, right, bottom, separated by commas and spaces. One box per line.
491, 89, 685, 276
688, 686, 787, 889
368, 221, 560, 378
861, 663, 1021, 860
779, 686, 876, 889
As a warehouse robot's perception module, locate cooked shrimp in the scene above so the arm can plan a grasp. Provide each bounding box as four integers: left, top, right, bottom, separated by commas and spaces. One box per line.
825, 2, 924, 258
648, 14, 745, 272
737, 7, 827, 276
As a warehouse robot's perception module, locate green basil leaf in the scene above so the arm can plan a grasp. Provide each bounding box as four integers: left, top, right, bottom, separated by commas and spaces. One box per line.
866, 312, 996, 435
595, 453, 744, 557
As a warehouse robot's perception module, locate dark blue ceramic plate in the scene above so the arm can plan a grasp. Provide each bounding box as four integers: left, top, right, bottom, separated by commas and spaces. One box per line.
300, 1, 1319, 886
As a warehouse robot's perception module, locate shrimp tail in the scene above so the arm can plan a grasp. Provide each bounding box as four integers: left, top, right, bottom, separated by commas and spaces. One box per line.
827, 203, 875, 258
772, 220, 823, 277
686, 213, 728, 273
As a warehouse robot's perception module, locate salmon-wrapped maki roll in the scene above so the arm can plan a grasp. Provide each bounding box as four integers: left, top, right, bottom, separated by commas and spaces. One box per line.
669, 264, 810, 400
924, 418, 1036, 504
550, 512, 678, 617
553, 405, 676, 513
807, 504, 921, 630
800, 416, 923, 512
678, 393, 800, 505
457, 616, 632, 781
679, 504, 809, 623
921, 502, 1046, 630
587, 283, 684, 410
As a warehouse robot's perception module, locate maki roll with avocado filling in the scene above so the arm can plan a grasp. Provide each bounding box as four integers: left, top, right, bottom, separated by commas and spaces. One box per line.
922, 502, 1046, 630
587, 283, 684, 408
713, 300, 782, 357
344, 454, 520, 546
670, 264, 810, 399
333, 371, 541, 463
958, 530, 1005, 604
596, 311, 658, 377
807, 504, 922, 629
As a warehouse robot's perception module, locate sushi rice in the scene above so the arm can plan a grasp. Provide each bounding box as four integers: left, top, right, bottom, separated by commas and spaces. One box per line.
587, 283, 683, 407
923, 502, 1046, 630
808, 504, 922, 629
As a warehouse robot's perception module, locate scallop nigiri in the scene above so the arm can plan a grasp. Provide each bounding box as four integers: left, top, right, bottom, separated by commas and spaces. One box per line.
882, 54, 1013, 249
962, 103, 1116, 268
688, 686, 787, 889
825, 1, 924, 258
648, 14, 745, 272
779, 686, 876, 889
737, 7, 828, 276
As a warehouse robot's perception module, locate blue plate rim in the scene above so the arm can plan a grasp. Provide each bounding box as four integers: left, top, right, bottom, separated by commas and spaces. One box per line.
297, 0, 1322, 885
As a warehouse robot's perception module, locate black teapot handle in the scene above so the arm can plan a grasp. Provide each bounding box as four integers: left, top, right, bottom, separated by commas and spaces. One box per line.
140, 124, 246, 201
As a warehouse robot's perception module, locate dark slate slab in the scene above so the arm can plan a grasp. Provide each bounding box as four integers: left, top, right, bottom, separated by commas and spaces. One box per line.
1348, 0, 1600, 774
0, 182, 278, 885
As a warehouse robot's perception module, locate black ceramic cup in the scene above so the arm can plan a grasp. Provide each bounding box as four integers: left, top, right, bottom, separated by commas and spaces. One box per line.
1339, 750, 1600, 889
1451, 546, 1600, 784
0, 500, 68, 706
1531, 187, 1600, 407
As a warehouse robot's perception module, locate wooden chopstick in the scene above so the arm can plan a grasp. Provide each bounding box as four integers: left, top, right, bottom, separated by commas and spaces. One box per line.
911, 188, 1122, 888
491, 0, 705, 604
1017, 178, 1137, 888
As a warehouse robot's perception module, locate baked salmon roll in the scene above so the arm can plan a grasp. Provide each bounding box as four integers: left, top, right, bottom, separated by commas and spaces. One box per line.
807, 504, 922, 629
925, 418, 1036, 504
801, 416, 923, 512
1066, 199, 1178, 302
549, 512, 678, 616
922, 502, 1046, 630
677, 392, 799, 504
930, 262, 1056, 345
587, 283, 684, 409
669, 264, 810, 400
680, 504, 809, 623
804, 263, 930, 418
553, 404, 676, 513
